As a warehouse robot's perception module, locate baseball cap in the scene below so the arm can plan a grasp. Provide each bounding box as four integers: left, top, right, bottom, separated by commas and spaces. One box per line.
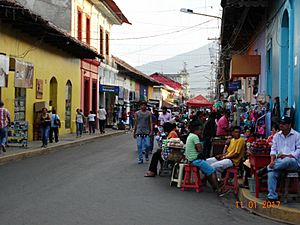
279, 116, 292, 124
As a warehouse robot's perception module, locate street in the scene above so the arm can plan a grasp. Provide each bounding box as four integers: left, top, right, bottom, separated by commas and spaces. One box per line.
0, 134, 283, 225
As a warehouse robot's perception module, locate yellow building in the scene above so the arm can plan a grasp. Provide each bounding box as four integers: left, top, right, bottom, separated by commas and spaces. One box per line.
0, 1, 100, 140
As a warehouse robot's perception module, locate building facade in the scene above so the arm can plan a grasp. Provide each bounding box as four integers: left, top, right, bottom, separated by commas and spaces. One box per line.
219, 0, 300, 129
0, 1, 99, 140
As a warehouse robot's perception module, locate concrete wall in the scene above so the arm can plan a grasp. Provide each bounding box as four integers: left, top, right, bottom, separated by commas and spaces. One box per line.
16, 0, 72, 32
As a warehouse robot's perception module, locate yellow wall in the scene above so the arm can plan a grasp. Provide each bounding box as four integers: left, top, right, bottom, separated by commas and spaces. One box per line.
1, 26, 81, 140
148, 86, 154, 99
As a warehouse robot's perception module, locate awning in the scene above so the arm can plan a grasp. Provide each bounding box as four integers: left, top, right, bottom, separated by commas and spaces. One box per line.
187, 95, 213, 108
162, 100, 175, 108
230, 55, 260, 78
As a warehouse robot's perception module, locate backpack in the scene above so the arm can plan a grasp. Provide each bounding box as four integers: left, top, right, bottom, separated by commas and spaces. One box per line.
54, 114, 61, 127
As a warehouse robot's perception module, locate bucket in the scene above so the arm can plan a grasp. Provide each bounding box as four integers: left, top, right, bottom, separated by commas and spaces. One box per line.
248, 177, 256, 193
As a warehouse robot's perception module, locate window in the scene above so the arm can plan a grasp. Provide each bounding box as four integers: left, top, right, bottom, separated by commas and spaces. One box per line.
77, 10, 82, 41
86, 17, 90, 45
105, 32, 109, 55
100, 26, 104, 55
15, 88, 26, 121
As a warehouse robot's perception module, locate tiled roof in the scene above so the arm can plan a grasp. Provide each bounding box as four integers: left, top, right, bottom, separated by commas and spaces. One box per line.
112, 56, 160, 85
103, 0, 131, 24
0, 0, 101, 59
150, 73, 183, 90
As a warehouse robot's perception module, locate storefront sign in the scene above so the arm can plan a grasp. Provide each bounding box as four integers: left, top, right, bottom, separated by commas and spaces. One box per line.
36, 79, 43, 99
99, 84, 119, 94
0, 54, 9, 87
13, 59, 34, 88
228, 80, 241, 91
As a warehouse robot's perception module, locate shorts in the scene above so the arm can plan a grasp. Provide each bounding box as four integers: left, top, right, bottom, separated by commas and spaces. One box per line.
192, 159, 215, 176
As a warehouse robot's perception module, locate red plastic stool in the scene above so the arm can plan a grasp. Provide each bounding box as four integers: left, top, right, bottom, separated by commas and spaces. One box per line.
223, 167, 239, 196
181, 164, 202, 192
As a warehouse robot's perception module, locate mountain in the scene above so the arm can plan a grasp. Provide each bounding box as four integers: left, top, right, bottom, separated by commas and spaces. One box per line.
136, 43, 218, 96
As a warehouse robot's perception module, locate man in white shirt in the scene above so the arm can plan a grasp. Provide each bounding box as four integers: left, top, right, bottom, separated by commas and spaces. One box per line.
259, 116, 300, 201
98, 106, 107, 134
158, 107, 171, 126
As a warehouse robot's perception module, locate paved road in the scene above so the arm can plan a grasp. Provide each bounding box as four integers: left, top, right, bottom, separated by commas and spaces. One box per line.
0, 134, 283, 225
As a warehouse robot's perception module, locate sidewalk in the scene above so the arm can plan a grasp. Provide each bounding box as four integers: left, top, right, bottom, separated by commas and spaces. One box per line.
238, 184, 300, 224
0, 129, 127, 165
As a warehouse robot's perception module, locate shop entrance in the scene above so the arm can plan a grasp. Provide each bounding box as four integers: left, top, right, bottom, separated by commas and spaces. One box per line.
65, 81, 72, 129
84, 78, 90, 116
50, 77, 58, 111
280, 10, 289, 107
92, 81, 97, 113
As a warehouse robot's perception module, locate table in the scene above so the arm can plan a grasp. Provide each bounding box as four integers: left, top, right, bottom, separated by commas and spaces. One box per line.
249, 153, 270, 198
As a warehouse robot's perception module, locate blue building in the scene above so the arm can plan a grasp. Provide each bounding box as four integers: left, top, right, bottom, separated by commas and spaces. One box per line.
219, 0, 300, 129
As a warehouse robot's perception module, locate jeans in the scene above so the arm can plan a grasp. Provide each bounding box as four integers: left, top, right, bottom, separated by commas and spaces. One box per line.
136, 135, 150, 161
88, 121, 95, 134
76, 122, 83, 136
129, 119, 134, 130
0, 127, 7, 146
267, 157, 300, 200
40, 126, 50, 146
49, 127, 59, 142
99, 120, 105, 133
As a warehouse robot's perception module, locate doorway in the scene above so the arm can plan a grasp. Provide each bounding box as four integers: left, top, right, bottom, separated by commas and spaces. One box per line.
50, 77, 58, 111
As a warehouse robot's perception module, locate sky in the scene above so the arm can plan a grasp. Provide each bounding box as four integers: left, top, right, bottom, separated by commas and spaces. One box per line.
111, 0, 222, 68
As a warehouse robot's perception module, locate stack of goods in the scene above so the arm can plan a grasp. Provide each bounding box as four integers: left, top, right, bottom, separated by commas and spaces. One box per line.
249, 139, 271, 154
167, 138, 184, 148
161, 138, 184, 162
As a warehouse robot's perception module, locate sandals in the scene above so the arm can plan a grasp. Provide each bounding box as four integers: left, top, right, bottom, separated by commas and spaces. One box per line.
144, 171, 156, 177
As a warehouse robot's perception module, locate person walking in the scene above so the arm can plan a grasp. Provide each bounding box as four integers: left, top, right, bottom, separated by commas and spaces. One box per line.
0, 100, 10, 152
76, 108, 84, 137
134, 101, 153, 164
128, 109, 135, 131
98, 106, 107, 134
88, 111, 96, 134
49, 109, 60, 143
40, 107, 51, 148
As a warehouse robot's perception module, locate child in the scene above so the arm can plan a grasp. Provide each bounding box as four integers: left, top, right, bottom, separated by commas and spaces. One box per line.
88, 111, 96, 134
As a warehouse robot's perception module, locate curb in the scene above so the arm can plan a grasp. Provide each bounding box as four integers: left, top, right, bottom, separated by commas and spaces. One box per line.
238, 187, 300, 225
0, 130, 127, 166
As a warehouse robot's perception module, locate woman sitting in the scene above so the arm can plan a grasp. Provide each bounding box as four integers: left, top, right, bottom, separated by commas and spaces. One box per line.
144, 122, 178, 177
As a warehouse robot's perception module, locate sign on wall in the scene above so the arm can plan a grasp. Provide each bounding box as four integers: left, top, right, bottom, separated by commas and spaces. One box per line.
99, 84, 119, 94
14, 59, 34, 88
0, 54, 9, 87
36, 79, 43, 99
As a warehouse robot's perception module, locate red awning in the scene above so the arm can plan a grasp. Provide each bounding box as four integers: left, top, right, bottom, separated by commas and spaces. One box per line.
187, 95, 213, 108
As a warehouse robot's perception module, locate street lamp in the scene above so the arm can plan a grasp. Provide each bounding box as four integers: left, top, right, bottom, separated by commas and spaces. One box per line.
180, 8, 221, 20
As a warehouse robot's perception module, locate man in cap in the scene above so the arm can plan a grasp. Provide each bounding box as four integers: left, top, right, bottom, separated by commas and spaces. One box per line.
260, 116, 300, 201
134, 101, 153, 164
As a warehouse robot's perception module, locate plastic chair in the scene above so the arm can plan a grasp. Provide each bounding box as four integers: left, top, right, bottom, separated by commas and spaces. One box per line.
181, 164, 202, 192
170, 163, 186, 187
223, 167, 239, 196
